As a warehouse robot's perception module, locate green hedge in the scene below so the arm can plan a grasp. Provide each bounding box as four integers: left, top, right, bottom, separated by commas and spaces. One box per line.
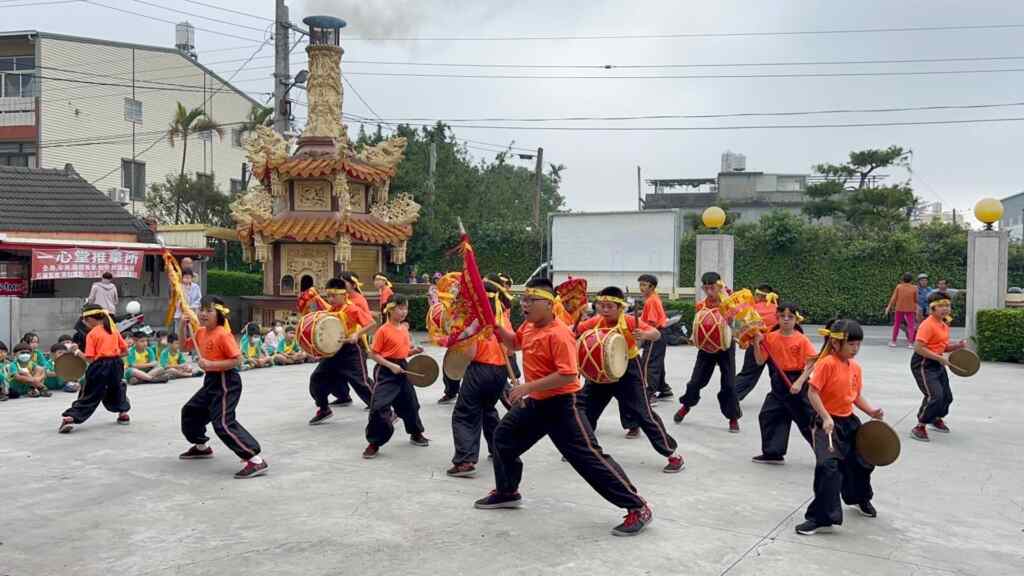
976, 309, 1024, 362
207, 270, 262, 297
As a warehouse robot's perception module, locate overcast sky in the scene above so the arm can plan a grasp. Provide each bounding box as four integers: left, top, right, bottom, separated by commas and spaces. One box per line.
8, 0, 1024, 226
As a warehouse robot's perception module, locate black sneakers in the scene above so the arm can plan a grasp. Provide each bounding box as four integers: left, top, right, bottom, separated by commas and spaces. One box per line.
474, 490, 522, 509
308, 408, 334, 425
179, 446, 214, 460
752, 454, 785, 465
437, 394, 457, 405
612, 504, 653, 536
624, 428, 640, 439
656, 390, 674, 400
795, 520, 831, 535
446, 462, 477, 478
234, 459, 268, 479
329, 398, 353, 406
410, 433, 430, 447
856, 501, 877, 518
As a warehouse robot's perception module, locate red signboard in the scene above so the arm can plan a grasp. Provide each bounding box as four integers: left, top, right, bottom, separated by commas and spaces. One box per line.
31, 248, 143, 280
0, 278, 27, 296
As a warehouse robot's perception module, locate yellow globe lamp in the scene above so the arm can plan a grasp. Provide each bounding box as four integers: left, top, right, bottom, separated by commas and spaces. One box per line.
702, 206, 726, 230
974, 197, 1004, 230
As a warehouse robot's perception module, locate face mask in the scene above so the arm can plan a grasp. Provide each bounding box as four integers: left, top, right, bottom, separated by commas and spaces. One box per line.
64, 342, 73, 350
17, 353, 31, 363
274, 326, 284, 335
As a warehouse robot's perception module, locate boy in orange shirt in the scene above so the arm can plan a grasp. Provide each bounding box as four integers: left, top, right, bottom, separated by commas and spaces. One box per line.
735, 283, 779, 402
178, 297, 267, 479
577, 286, 683, 473
448, 279, 513, 477
363, 295, 428, 458
637, 274, 672, 401
751, 302, 816, 464
910, 291, 967, 442
59, 304, 130, 433
309, 278, 376, 423
796, 319, 884, 535
478, 278, 653, 537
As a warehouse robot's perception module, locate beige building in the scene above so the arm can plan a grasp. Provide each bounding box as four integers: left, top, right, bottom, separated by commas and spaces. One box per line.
0, 30, 260, 213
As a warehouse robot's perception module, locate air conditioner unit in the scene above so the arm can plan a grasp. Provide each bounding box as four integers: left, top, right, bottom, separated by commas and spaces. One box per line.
108, 187, 130, 205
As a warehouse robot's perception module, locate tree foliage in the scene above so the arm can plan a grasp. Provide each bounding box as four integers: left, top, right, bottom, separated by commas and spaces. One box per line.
167, 102, 224, 223
145, 174, 238, 228
803, 145, 916, 231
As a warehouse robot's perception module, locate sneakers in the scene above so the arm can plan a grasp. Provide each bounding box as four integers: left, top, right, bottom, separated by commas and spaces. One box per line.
329, 398, 353, 407
58, 418, 74, 434
624, 427, 640, 439
752, 454, 785, 465
910, 424, 930, 442
234, 459, 268, 479
28, 388, 39, 398
446, 462, 477, 478
612, 504, 653, 536
672, 405, 689, 424
656, 390, 674, 400
116, 413, 130, 425
410, 433, 430, 447
795, 520, 831, 535
0, 393, 9, 402
179, 445, 214, 459
474, 490, 523, 509
856, 501, 877, 518
362, 444, 380, 459
308, 408, 334, 425
40, 388, 52, 397
663, 455, 685, 473
930, 418, 951, 433
887, 341, 897, 348
438, 394, 457, 405
729, 418, 740, 433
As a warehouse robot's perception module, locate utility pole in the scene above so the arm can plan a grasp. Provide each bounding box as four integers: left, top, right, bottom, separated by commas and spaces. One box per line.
273, 0, 291, 135
534, 146, 544, 256
636, 165, 642, 210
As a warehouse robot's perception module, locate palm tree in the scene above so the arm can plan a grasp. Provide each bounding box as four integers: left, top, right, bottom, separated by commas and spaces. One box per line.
167, 102, 223, 223
243, 104, 274, 133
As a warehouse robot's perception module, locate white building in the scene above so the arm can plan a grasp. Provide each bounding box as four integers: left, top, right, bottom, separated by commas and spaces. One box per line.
0, 29, 260, 213
911, 201, 968, 228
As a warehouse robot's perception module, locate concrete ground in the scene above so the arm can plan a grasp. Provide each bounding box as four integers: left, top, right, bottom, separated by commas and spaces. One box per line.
1, 328, 1020, 576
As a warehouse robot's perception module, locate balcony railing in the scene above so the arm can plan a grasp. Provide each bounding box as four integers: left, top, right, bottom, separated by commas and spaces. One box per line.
0, 96, 36, 127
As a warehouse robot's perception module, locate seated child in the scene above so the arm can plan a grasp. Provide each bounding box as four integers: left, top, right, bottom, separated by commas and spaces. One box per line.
0, 341, 10, 401
263, 321, 283, 357
161, 333, 198, 379
154, 330, 170, 358
50, 343, 81, 393
125, 332, 167, 384
273, 325, 308, 365
21, 332, 62, 391
8, 342, 51, 397
240, 324, 272, 369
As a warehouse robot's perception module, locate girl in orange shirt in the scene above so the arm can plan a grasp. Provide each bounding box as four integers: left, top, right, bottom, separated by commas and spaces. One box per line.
797, 319, 884, 535
364, 294, 428, 459
59, 304, 130, 433
373, 273, 394, 313
178, 296, 267, 479
884, 272, 919, 348
910, 291, 967, 442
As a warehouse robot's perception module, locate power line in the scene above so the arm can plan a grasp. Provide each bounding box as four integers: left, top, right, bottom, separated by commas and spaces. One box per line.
80, 0, 264, 44
340, 22, 1024, 42
0, 0, 82, 7
350, 100, 1024, 123
340, 67, 1024, 81
181, 0, 272, 22
124, 0, 269, 33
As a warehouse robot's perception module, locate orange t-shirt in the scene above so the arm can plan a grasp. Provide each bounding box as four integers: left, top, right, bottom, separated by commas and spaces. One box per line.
810, 354, 863, 417
889, 283, 918, 313
577, 314, 652, 359
371, 322, 412, 360
915, 316, 949, 355
195, 325, 241, 366
763, 330, 816, 372
348, 291, 372, 315
85, 325, 128, 361
333, 302, 373, 334
379, 285, 394, 309
641, 292, 668, 329
515, 320, 582, 400
754, 301, 779, 330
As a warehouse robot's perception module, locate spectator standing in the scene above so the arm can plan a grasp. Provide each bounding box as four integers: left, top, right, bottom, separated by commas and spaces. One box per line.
86, 272, 119, 313
884, 272, 919, 348
915, 273, 931, 322
175, 269, 202, 343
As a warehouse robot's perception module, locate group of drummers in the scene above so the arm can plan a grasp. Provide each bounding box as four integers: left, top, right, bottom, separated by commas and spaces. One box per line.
54, 265, 969, 538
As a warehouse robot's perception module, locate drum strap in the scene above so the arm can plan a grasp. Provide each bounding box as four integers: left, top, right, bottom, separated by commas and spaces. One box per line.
760, 342, 795, 389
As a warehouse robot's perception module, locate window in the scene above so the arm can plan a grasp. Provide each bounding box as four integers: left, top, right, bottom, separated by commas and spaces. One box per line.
230, 178, 243, 195
121, 159, 146, 200
0, 55, 37, 98
124, 98, 143, 124
231, 127, 245, 148
280, 274, 295, 295
0, 142, 36, 167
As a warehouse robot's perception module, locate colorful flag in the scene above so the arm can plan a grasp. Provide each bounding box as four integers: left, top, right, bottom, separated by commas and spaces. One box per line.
443, 231, 496, 347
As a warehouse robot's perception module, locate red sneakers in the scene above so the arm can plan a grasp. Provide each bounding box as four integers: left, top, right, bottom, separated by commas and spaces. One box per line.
672, 405, 689, 424
446, 462, 477, 478
362, 444, 380, 459
234, 459, 268, 479
612, 504, 653, 536
179, 445, 214, 460
117, 413, 131, 425
910, 424, 930, 442
729, 418, 740, 433
930, 418, 951, 433
663, 455, 685, 473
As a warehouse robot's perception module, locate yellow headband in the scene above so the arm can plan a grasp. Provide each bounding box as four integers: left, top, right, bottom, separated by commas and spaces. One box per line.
485, 279, 513, 302
817, 328, 847, 340
524, 288, 556, 302
383, 301, 398, 316
755, 289, 779, 304
82, 308, 118, 332
325, 288, 347, 296
213, 304, 230, 317
779, 307, 805, 324
929, 299, 951, 309
374, 274, 392, 288
595, 295, 627, 306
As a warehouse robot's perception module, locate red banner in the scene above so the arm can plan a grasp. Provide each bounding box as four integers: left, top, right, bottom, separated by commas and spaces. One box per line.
0, 278, 27, 296
31, 248, 143, 280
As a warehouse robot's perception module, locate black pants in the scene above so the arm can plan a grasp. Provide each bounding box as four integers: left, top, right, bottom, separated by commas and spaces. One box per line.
758, 367, 815, 457
181, 370, 261, 459
680, 345, 742, 420
911, 354, 952, 424
443, 374, 461, 398
641, 334, 670, 395
492, 393, 646, 510
586, 359, 677, 457
309, 343, 373, 409
452, 362, 506, 464
734, 347, 767, 401
805, 414, 874, 526
367, 361, 425, 446
63, 358, 129, 423
507, 353, 521, 380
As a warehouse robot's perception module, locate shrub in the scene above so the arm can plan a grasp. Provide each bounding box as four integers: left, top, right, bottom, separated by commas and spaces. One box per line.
975, 308, 1024, 363
207, 270, 262, 297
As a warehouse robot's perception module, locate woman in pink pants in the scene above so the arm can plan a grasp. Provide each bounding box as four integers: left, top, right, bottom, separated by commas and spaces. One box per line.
884, 272, 918, 347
